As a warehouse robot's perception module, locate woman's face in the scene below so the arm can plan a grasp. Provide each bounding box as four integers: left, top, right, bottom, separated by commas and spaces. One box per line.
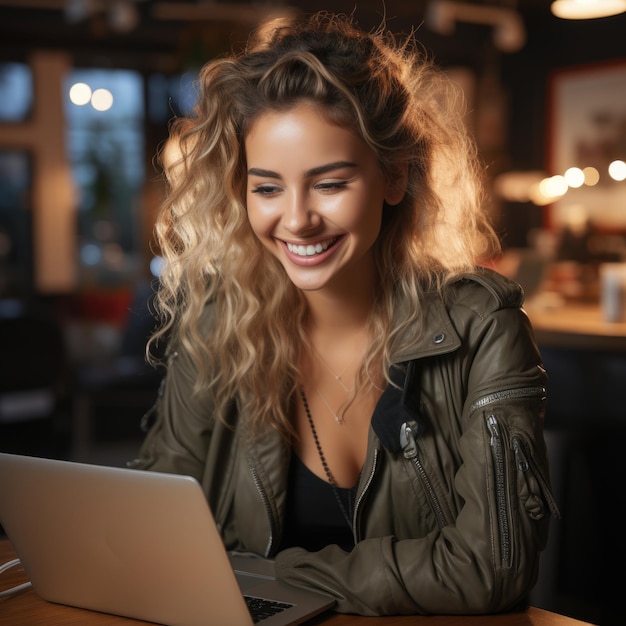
245, 102, 402, 294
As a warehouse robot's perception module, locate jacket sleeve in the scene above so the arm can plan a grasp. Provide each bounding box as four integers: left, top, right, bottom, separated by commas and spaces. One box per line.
132, 338, 216, 482
275, 281, 558, 615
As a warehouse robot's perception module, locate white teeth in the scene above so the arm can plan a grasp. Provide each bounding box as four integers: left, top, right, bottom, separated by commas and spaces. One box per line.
287, 238, 335, 257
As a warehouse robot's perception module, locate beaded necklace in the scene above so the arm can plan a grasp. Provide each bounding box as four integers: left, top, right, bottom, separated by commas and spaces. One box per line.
298, 388, 354, 530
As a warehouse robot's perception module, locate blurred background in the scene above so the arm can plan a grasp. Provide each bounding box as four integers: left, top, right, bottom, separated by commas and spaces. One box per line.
0, 1, 625, 624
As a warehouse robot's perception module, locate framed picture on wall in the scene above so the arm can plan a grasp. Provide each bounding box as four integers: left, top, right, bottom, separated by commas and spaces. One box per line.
548, 60, 626, 231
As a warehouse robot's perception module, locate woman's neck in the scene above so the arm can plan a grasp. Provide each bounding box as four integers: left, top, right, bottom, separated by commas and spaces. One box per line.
301, 284, 375, 384
303, 284, 374, 339
301, 250, 378, 334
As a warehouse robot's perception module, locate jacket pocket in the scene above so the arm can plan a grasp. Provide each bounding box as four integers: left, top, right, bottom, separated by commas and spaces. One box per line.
510, 432, 560, 520
485, 413, 559, 568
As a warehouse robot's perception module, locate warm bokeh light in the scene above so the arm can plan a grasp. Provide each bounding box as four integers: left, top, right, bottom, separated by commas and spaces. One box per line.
529, 175, 568, 206
528, 182, 554, 206
91, 88, 114, 111
582, 166, 600, 186
492, 170, 545, 202
564, 166, 585, 188
551, 0, 626, 20
539, 175, 568, 199
608, 159, 626, 181
70, 83, 115, 111
498, 159, 626, 206
69, 82, 92, 106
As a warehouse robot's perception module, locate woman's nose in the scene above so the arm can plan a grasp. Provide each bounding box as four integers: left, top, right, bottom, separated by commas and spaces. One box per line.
283, 191, 320, 233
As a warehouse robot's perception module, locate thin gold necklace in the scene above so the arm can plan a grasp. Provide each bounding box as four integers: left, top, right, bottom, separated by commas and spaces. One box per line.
315, 389, 346, 425
310, 343, 354, 393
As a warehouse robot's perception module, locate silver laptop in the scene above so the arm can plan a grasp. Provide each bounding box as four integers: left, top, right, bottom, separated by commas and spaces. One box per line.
0, 452, 335, 625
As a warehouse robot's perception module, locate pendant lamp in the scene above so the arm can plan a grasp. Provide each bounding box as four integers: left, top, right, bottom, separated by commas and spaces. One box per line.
551, 0, 626, 19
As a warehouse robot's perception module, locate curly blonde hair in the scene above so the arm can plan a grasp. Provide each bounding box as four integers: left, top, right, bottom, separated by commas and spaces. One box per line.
150, 12, 500, 437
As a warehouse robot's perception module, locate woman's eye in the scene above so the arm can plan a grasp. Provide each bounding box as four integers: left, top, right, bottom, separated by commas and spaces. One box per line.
315, 181, 348, 192
251, 184, 281, 196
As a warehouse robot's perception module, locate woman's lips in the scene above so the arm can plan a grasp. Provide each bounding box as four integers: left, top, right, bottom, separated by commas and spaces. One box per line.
280, 236, 343, 265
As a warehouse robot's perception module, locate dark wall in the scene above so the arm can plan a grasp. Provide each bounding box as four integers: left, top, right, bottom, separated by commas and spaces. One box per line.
502, 11, 626, 172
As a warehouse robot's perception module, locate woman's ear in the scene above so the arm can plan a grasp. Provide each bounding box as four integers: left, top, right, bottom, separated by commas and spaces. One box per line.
384, 163, 408, 206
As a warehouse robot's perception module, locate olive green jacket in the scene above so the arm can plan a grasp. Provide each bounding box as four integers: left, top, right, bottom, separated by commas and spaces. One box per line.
133, 267, 559, 616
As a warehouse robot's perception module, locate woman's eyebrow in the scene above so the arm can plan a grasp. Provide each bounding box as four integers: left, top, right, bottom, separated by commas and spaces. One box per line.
247, 161, 357, 179
247, 167, 280, 178
305, 161, 357, 177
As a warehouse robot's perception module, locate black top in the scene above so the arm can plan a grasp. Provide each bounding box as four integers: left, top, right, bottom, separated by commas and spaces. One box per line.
280, 454, 356, 552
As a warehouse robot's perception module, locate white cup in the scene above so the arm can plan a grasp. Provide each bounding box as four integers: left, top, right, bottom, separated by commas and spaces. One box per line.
600, 263, 626, 323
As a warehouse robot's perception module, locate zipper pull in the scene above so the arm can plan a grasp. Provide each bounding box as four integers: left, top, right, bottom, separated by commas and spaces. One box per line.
400, 421, 419, 459
511, 436, 530, 472
486, 414, 500, 446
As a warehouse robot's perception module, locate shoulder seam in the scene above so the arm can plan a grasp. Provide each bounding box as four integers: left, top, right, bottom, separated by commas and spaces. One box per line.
454, 268, 524, 310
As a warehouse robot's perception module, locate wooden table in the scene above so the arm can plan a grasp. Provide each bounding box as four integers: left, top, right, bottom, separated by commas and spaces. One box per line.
0, 540, 595, 626
525, 301, 626, 351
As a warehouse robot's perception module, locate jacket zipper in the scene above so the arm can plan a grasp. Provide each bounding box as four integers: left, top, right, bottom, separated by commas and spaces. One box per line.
247, 458, 276, 558
486, 414, 511, 567
469, 385, 546, 414
474, 383, 559, 514
353, 448, 379, 541
400, 421, 449, 529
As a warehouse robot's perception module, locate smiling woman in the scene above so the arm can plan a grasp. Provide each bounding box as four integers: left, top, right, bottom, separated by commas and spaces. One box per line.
245, 102, 395, 294
134, 11, 558, 618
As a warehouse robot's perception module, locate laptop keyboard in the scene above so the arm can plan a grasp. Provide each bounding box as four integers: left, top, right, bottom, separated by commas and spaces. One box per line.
244, 595, 294, 623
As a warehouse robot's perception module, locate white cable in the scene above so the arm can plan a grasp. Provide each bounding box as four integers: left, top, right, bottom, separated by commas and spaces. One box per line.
0, 558, 33, 598
0, 558, 21, 574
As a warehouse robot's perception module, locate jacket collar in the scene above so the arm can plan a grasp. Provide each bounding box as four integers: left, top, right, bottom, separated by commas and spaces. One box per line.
390, 289, 461, 363
372, 290, 461, 453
